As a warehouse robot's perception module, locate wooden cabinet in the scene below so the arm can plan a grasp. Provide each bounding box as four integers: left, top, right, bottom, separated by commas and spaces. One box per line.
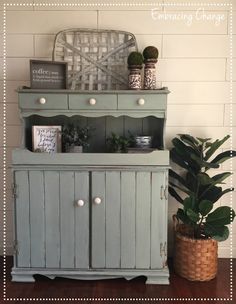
12, 89, 170, 284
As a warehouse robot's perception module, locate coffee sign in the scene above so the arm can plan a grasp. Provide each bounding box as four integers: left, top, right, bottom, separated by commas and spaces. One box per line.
30, 60, 68, 89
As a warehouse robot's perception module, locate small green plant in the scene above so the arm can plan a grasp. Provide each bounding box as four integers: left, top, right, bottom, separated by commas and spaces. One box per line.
106, 132, 134, 153
143, 46, 159, 60
127, 51, 143, 67
62, 124, 92, 150
169, 134, 236, 241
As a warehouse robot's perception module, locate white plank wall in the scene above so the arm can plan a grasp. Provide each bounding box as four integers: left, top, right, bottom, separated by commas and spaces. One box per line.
0, 0, 235, 257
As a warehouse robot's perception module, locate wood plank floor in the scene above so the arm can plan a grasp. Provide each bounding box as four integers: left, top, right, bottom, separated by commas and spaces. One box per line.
1, 257, 235, 303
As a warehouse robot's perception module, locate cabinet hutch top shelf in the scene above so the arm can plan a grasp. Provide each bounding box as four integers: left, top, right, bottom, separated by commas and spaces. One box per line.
17, 88, 170, 94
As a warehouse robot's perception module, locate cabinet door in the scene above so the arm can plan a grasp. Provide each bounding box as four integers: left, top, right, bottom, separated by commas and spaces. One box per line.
14, 170, 89, 269
91, 170, 168, 269
150, 171, 168, 269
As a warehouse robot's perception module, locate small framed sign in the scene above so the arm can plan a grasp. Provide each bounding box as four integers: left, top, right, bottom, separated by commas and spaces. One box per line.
32, 126, 62, 153
30, 60, 68, 89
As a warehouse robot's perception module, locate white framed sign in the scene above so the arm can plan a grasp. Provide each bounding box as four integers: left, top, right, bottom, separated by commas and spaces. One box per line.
32, 126, 62, 153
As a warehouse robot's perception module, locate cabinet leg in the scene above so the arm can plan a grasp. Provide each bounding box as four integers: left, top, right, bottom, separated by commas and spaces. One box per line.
11, 274, 35, 282
146, 276, 169, 285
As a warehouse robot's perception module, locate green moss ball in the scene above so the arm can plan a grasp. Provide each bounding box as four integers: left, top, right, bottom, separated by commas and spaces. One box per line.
127, 51, 143, 66
143, 46, 159, 60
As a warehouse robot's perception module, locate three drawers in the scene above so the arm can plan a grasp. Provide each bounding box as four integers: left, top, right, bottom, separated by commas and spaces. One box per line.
19, 93, 167, 111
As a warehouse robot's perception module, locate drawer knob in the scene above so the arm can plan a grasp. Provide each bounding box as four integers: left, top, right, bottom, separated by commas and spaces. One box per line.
94, 197, 102, 205
89, 98, 97, 105
38, 97, 47, 105
137, 98, 145, 106
76, 199, 85, 207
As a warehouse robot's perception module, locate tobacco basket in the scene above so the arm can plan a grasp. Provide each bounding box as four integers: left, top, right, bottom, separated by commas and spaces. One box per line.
52, 28, 137, 90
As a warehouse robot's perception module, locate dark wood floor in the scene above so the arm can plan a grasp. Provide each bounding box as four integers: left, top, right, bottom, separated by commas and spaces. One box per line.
0, 257, 235, 304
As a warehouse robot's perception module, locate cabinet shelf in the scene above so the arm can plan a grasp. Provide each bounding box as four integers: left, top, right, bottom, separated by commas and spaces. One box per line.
12, 149, 169, 167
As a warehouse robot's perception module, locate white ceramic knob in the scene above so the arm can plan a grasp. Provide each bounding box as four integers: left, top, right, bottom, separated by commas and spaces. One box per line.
38, 97, 46, 105
76, 199, 84, 207
89, 98, 97, 105
137, 98, 145, 106
94, 197, 102, 205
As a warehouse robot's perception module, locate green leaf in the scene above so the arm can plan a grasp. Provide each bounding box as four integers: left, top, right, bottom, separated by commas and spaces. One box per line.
183, 196, 198, 212
210, 150, 236, 166
169, 169, 189, 189
198, 173, 213, 185
168, 186, 184, 204
200, 186, 233, 203
205, 135, 230, 161
204, 224, 229, 242
186, 209, 200, 223
206, 206, 236, 226
199, 185, 221, 202
178, 134, 199, 149
177, 208, 192, 225
172, 139, 200, 171
205, 142, 213, 149
196, 137, 212, 143
183, 197, 193, 210
185, 172, 198, 192
211, 172, 232, 184
170, 148, 189, 170
190, 154, 220, 169
199, 200, 213, 216
172, 138, 199, 157
169, 181, 191, 195
197, 173, 233, 200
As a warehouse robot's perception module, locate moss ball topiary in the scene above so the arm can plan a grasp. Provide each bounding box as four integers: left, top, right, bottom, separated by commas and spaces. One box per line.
127, 51, 143, 67
143, 46, 159, 60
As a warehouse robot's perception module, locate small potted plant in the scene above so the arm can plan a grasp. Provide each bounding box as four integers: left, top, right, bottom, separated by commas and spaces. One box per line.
169, 134, 236, 281
127, 51, 143, 89
143, 46, 159, 89
62, 124, 92, 153
106, 132, 132, 153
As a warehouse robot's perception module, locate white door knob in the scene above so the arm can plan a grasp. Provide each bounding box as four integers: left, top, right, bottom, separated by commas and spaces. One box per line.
76, 199, 85, 207
137, 98, 145, 105
38, 97, 46, 105
94, 197, 102, 205
89, 98, 96, 105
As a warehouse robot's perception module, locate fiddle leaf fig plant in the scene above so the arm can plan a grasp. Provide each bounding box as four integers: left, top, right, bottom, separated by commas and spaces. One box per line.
169, 134, 236, 241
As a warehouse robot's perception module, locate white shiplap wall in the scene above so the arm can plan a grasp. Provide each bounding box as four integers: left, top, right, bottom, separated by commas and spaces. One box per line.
0, 0, 235, 257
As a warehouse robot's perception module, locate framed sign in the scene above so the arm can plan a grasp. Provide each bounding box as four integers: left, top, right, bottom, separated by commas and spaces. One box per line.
32, 126, 62, 153
30, 60, 68, 89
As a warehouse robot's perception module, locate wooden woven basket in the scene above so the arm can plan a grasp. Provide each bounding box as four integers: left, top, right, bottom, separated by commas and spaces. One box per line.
52, 28, 137, 90
173, 220, 218, 281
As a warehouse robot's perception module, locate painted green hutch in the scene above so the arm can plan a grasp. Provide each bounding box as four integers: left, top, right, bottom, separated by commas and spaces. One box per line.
11, 88, 170, 284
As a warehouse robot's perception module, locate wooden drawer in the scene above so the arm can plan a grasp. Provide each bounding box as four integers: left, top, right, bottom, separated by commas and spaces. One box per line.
69, 94, 117, 110
19, 93, 68, 110
118, 94, 167, 110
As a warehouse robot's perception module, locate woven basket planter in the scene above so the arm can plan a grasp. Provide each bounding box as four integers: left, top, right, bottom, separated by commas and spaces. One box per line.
173, 223, 218, 281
